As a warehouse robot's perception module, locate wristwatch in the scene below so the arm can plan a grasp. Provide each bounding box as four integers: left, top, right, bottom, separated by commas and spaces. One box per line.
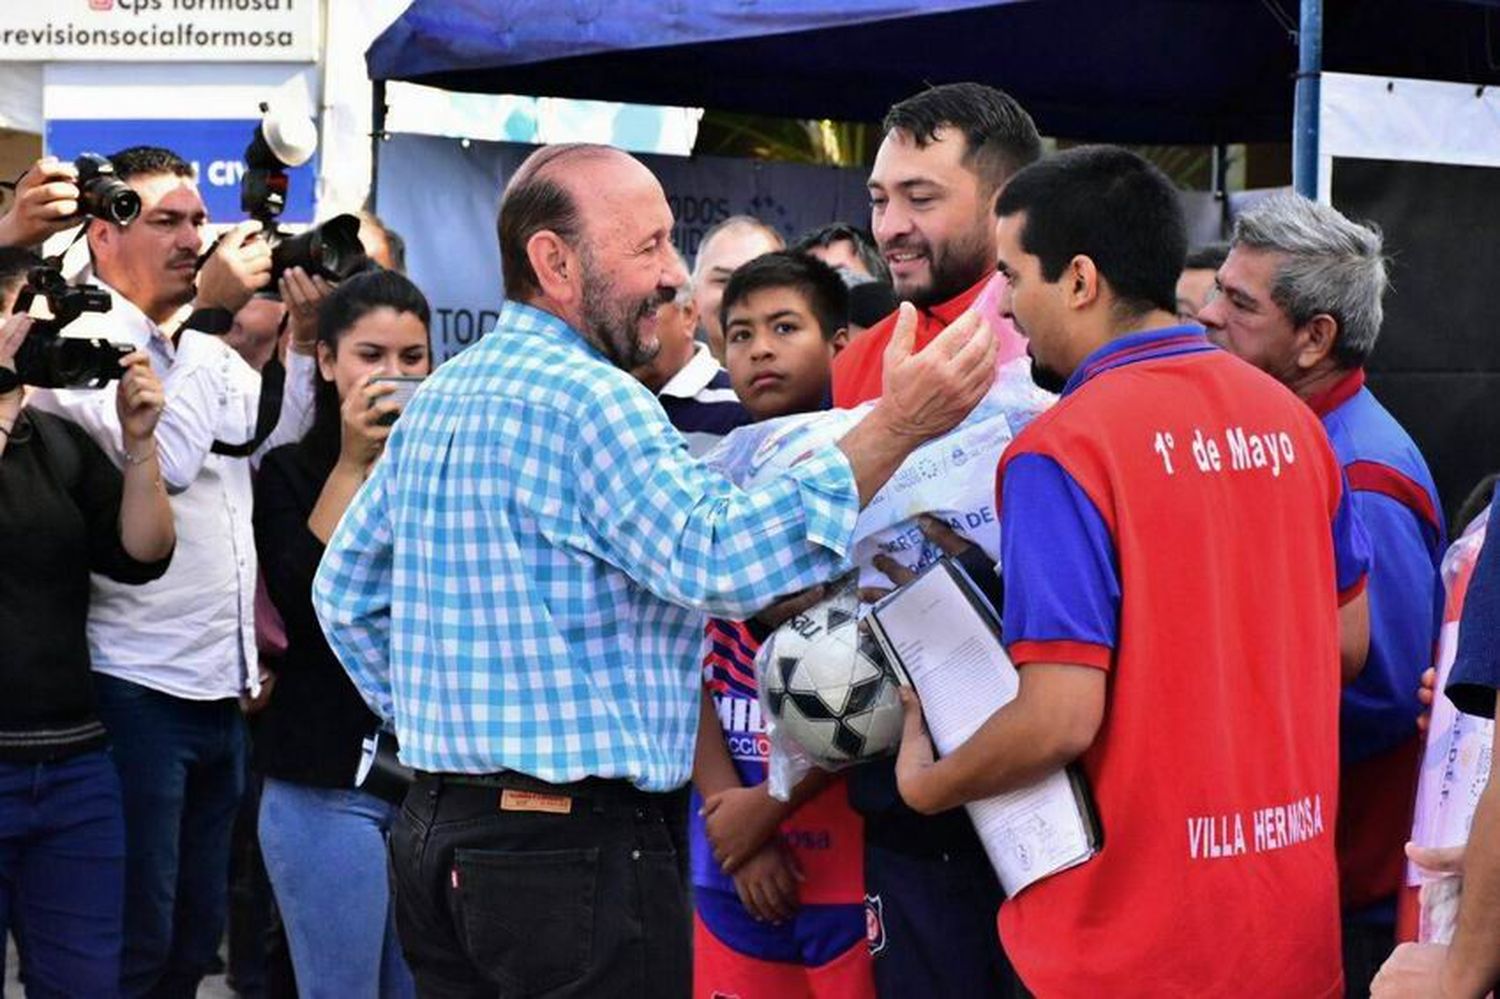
0, 366, 20, 396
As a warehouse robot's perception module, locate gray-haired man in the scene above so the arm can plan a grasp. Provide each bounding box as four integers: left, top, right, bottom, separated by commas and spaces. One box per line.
1199, 192, 1445, 995
692, 216, 784, 361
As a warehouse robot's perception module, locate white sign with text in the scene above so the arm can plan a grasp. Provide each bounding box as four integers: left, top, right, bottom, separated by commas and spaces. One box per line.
0, 0, 317, 62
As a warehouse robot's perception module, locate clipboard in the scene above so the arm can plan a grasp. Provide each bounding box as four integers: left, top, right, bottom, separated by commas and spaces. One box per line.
867, 557, 1102, 895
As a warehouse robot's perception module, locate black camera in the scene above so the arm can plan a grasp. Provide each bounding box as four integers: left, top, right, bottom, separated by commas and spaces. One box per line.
239, 105, 369, 284
269, 213, 367, 284
74, 153, 140, 226
11, 265, 131, 389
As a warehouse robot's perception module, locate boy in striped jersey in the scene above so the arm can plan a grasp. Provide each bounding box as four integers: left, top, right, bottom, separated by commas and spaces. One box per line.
690, 251, 871, 999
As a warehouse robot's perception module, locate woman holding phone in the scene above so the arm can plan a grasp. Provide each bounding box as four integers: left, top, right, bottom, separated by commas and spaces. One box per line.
252, 270, 430, 998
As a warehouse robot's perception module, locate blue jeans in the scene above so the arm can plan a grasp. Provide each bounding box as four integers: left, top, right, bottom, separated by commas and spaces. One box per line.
93, 673, 247, 999
258, 778, 415, 999
0, 749, 125, 998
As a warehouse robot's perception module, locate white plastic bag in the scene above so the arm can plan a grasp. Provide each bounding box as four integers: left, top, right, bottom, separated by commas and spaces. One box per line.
1407, 504, 1493, 942
752, 574, 866, 800
705, 356, 1055, 588
706, 358, 1055, 798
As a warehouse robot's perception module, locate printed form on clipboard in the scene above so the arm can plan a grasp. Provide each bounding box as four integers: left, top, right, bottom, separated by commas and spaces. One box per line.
867, 558, 1101, 896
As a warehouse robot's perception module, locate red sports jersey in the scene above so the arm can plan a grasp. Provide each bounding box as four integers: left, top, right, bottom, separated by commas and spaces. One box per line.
994, 327, 1370, 997
694, 905, 872, 999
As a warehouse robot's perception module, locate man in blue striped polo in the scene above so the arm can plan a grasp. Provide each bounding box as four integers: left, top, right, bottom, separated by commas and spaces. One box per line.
313, 142, 998, 997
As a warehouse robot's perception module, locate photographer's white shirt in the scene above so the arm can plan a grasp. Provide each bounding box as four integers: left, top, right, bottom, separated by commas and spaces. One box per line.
28, 282, 313, 700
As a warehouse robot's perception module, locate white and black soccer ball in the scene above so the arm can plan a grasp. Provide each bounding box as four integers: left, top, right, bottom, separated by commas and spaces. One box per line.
756, 588, 904, 767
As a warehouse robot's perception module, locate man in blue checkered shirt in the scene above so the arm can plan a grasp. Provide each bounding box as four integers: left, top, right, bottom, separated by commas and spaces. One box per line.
312, 143, 997, 997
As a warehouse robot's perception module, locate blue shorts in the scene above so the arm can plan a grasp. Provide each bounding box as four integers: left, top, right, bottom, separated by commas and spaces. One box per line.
694, 887, 871, 998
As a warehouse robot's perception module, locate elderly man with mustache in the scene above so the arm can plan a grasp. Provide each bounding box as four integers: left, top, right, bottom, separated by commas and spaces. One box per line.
313, 142, 1000, 997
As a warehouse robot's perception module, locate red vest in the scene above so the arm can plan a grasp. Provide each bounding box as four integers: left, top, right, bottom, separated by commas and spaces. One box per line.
996, 344, 1354, 997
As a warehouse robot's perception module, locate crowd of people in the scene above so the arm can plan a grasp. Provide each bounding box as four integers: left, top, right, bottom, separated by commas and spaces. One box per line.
0, 78, 1495, 999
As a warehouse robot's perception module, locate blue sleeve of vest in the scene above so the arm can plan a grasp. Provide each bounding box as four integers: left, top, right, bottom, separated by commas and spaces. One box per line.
1332, 472, 1374, 596
999, 452, 1121, 651
1340, 490, 1441, 760
1448, 497, 1500, 719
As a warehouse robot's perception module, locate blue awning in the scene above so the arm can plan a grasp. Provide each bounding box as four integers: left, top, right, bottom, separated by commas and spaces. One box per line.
367, 0, 1500, 145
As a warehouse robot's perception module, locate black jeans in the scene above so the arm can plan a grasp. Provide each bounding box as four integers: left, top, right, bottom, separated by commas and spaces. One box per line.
391, 771, 690, 998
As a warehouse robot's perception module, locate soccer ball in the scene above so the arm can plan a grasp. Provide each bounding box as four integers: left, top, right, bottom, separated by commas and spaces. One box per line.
757, 588, 904, 766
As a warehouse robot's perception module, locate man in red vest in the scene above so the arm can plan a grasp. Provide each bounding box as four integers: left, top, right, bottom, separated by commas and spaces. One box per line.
833, 82, 1041, 997
895, 145, 1372, 996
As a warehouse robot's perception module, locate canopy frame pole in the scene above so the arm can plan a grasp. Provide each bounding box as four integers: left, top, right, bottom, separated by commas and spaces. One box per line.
1212, 142, 1232, 238
370, 79, 388, 212
1292, 0, 1323, 198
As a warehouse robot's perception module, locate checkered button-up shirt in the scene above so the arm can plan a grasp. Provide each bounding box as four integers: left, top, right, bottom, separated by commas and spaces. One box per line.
313, 301, 859, 790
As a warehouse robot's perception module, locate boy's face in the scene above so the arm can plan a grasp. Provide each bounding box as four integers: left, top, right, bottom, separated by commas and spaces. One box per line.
723, 286, 847, 421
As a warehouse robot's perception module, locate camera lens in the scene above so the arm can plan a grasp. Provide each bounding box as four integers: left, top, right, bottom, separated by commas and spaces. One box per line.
44, 338, 129, 389
73, 154, 142, 226
311, 215, 363, 276
82, 181, 141, 226
270, 214, 368, 283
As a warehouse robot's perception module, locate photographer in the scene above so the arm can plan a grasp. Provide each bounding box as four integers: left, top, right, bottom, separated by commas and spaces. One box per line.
253, 269, 429, 997
0, 311, 174, 996
19, 145, 316, 999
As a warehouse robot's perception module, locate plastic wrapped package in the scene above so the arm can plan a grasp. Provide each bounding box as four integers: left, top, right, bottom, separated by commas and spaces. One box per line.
1407, 504, 1493, 942
751, 573, 905, 798
706, 357, 1055, 798
705, 356, 1055, 589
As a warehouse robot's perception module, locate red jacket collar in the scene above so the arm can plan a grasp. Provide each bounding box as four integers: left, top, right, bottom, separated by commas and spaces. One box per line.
1305, 368, 1366, 418
909, 276, 991, 351
929, 276, 990, 325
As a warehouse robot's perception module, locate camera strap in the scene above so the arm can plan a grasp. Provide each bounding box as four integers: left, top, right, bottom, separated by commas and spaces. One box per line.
211, 354, 283, 459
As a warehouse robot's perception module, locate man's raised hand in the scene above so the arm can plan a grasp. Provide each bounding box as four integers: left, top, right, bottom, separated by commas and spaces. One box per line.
836, 304, 998, 507
0, 158, 81, 249
194, 221, 273, 315
875, 303, 997, 443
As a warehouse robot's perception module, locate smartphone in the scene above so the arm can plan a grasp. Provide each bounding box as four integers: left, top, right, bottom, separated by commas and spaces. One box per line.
370, 375, 424, 426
